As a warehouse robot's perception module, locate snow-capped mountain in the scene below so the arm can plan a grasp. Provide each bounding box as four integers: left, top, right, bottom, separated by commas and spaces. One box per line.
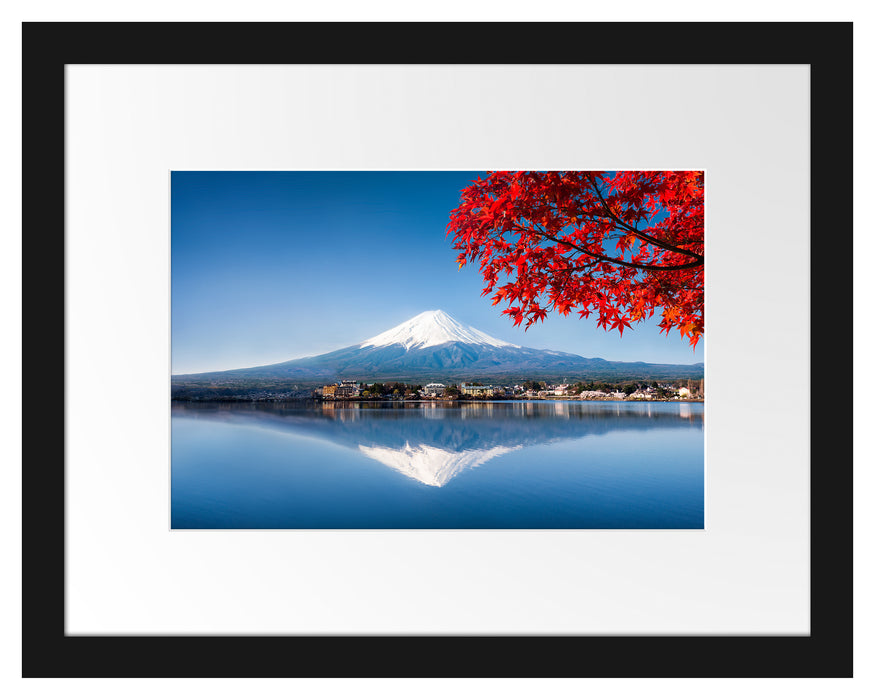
360, 309, 519, 351
173, 309, 704, 382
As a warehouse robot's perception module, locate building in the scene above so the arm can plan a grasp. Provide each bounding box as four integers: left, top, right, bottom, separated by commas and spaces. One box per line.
335, 380, 360, 398
322, 380, 360, 399
422, 383, 446, 397
460, 383, 505, 398
578, 390, 608, 399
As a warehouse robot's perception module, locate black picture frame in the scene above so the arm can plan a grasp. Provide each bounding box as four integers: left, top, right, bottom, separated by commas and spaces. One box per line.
22, 21, 853, 678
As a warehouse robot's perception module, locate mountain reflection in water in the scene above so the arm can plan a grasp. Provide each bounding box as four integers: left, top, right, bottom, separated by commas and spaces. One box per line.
171, 400, 703, 487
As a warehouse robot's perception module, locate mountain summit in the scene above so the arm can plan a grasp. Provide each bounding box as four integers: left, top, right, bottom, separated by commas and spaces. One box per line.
360, 310, 518, 350
173, 310, 704, 383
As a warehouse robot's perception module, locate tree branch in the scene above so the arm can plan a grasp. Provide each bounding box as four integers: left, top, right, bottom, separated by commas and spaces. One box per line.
585, 174, 704, 263
529, 228, 703, 273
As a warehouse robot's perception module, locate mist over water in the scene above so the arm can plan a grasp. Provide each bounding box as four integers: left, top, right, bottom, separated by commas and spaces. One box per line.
171, 400, 704, 529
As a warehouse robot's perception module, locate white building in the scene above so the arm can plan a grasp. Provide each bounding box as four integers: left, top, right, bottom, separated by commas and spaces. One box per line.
579, 390, 608, 399
334, 379, 360, 398
461, 383, 504, 397
422, 383, 446, 397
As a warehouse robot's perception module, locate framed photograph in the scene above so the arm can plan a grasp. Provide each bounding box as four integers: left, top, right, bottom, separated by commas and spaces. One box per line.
23, 22, 852, 677
170, 169, 706, 530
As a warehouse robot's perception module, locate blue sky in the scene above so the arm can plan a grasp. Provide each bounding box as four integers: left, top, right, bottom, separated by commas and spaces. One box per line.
171, 171, 704, 374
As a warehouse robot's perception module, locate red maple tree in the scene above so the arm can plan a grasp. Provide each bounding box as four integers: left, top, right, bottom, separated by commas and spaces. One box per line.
447, 171, 704, 349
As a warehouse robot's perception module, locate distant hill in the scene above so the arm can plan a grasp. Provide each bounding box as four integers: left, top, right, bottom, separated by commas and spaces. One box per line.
173, 310, 703, 388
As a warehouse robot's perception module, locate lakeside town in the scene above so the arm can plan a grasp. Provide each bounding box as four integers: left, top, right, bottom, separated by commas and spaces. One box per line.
170, 376, 705, 403
316, 378, 704, 402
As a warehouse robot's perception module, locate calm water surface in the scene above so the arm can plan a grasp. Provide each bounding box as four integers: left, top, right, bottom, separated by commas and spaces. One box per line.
171, 400, 704, 529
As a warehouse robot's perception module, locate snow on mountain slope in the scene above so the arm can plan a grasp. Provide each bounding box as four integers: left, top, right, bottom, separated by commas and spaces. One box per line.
171, 309, 704, 382
360, 309, 519, 350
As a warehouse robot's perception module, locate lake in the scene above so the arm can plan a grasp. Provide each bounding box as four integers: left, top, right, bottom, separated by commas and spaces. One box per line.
171, 400, 704, 529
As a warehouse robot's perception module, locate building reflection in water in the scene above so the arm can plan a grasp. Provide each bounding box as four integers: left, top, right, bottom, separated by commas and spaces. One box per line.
173, 400, 703, 487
